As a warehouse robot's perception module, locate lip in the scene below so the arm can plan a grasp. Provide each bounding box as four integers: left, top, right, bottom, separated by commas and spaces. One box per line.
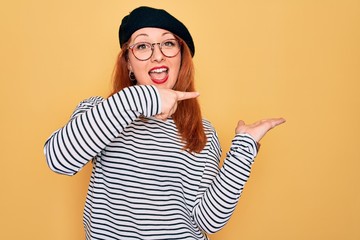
149, 66, 169, 84
151, 75, 169, 84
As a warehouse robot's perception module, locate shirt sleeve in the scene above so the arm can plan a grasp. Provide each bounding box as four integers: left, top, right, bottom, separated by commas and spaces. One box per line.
192, 131, 258, 233
44, 85, 161, 176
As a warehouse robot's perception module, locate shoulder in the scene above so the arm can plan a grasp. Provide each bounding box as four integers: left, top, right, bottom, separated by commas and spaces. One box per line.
70, 96, 105, 119
202, 118, 215, 132
201, 118, 222, 159
202, 118, 218, 139
78, 96, 105, 106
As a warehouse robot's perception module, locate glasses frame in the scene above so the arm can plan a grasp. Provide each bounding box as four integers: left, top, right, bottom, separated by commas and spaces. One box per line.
128, 38, 182, 61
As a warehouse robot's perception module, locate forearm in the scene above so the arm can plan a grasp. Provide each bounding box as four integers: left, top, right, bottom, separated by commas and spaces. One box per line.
193, 134, 258, 233
44, 85, 161, 175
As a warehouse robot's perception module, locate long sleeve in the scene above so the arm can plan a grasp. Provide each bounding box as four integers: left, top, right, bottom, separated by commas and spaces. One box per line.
192, 132, 258, 233
44, 85, 161, 176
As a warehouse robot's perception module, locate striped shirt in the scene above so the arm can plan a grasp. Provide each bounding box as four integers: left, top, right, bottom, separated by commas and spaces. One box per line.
44, 85, 258, 240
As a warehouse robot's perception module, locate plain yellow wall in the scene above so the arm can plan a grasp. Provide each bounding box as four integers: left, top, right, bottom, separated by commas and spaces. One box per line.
1, 0, 359, 239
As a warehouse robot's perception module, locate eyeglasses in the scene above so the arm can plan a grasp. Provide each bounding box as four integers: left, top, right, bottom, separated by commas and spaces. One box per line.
128, 39, 181, 61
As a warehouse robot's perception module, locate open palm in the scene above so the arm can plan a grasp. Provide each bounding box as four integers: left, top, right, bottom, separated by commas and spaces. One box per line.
236, 118, 286, 143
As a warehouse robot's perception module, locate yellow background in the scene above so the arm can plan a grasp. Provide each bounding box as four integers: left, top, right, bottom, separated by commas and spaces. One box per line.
1, 0, 359, 239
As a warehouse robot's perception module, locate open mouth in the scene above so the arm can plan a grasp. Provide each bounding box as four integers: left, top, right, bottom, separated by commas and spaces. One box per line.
149, 67, 169, 84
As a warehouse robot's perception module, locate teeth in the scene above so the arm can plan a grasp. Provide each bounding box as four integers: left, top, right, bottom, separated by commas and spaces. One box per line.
150, 68, 167, 73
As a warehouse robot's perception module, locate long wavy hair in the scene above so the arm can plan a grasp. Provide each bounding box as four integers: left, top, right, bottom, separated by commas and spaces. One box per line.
109, 38, 206, 153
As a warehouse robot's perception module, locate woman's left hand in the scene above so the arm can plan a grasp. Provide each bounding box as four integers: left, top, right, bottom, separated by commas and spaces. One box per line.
235, 118, 286, 143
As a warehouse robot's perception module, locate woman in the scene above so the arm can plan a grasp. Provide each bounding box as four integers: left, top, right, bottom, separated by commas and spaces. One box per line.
44, 6, 285, 240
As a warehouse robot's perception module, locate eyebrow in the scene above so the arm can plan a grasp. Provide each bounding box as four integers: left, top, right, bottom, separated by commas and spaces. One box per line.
133, 32, 174, 42
133, 33, 148, 41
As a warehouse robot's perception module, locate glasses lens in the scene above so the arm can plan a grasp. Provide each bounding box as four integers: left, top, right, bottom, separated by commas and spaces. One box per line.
160, 39, 180, 57
132, 42, 152, 60
130, 39, 180, 60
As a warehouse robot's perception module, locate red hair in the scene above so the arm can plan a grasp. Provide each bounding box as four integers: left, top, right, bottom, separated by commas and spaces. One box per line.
109, 39, 206, 153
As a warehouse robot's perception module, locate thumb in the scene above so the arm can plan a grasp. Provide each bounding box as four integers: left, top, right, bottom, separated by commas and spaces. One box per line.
175, 91, 200, 101
237, 120, 245, 127
235, 120, 246, 134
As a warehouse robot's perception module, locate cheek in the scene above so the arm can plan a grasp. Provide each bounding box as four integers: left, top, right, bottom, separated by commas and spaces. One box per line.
129, 60, 148, 79
133, 69, 149, 85
172, 58, 182, 77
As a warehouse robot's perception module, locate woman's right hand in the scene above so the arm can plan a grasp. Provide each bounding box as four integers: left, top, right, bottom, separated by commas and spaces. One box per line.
155, 88, 200, 120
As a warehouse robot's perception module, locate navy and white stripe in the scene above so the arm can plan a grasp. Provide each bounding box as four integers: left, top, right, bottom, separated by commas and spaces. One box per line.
44, 85, 258, 239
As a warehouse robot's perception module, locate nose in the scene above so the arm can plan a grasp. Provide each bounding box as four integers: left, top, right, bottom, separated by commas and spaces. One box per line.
151, 43, 164, 62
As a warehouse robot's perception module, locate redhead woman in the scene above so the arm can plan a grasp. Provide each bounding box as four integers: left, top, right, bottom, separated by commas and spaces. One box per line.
44, 6, 285, 240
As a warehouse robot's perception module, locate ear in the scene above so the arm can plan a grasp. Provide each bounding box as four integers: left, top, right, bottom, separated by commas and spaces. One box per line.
127, 61, 133, 72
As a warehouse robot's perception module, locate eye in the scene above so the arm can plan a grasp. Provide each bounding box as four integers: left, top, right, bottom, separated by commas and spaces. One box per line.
134, 42, 151, 51
162, 39, 177, 48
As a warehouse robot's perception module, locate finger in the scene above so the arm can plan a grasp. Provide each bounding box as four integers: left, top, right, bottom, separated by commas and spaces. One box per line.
168, 104, 177, 117
270, 118, 286, 128
154, 113, 168, 121
235, 120, 247, 134
237, 120, 245, 127
154, 114, 163, 120
175, 91, 200, 101
155, 104, 177, 121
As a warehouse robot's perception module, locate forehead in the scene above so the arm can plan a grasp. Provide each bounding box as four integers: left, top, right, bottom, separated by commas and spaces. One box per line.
130, 27, 175, 42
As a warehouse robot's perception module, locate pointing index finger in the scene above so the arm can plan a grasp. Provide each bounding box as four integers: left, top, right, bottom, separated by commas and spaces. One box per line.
176, 91, 200, 101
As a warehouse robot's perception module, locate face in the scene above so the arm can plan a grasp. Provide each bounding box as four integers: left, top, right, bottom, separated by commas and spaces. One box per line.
127, 28, 182, 89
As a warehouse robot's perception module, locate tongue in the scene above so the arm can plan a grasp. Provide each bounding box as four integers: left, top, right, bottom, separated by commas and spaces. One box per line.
149, 71, 167, 81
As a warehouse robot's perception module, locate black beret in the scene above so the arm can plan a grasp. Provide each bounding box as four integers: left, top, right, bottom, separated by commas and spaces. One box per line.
119, 6, 195, 57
